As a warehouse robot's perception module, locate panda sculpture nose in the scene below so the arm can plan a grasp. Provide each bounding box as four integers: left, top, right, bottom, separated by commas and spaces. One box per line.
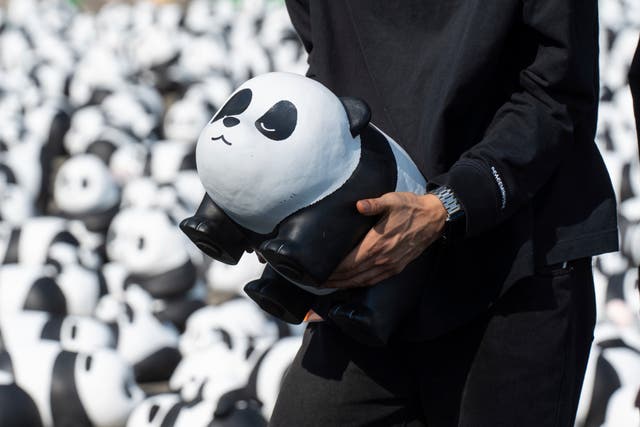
223, 117, 240, 128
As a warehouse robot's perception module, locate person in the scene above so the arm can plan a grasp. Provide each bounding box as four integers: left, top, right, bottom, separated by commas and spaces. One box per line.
269, 1, 619, 426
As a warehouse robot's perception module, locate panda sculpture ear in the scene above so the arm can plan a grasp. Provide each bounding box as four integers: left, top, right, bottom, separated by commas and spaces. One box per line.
86, 140, 117, 164
339, 97, 371, 137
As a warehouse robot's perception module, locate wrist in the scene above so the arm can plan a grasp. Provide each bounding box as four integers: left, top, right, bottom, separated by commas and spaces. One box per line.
422, 194, 448, 233
427, 186, 466, 241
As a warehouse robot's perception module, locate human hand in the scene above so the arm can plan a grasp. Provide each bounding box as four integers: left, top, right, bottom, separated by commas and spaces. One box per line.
324, 192, 447, 289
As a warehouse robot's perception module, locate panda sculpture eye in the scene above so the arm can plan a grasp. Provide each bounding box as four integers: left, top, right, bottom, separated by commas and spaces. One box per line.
210, 89, 252, 123
137, 237, 145, 250
254, 101, 297, 141
85, 355, 93, 371
148, 404, 160, 422
81, 178, 89, 188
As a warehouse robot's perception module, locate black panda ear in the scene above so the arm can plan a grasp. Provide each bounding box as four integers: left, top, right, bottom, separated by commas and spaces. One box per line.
339, 97, 371, 137
86, 140, 117, 164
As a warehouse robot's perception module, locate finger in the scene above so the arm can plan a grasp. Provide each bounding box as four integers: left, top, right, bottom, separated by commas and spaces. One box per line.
357, 194, 392, 216
303, 310, 324, 322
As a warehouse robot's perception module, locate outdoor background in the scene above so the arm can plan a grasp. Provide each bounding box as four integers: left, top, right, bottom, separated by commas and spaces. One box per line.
0, 0, 637, 426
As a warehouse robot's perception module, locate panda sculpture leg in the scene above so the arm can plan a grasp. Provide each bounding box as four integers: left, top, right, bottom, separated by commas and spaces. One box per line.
245, 250, 432, 347
180, 194, 250, 265
327, 249, 433, 347
244, 266, 315, 325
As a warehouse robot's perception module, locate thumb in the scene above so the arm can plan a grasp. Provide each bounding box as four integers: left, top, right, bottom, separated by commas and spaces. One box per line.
356, 197, 387, 216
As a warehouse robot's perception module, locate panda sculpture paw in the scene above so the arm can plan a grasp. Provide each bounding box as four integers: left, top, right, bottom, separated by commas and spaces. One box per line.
258, 239, 312, 284
328, 304, 387, 347
243, 275, 314, 324
179, 215, 245, 264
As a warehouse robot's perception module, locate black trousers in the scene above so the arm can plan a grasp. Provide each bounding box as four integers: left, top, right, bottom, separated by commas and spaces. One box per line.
270, 258, 596, 427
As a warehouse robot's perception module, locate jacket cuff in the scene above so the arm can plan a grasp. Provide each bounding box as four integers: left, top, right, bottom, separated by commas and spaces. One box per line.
427, 159, 502, 238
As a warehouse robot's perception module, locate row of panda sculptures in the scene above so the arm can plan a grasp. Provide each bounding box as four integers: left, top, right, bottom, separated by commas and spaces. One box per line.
0, 0, 638, 426
0, 0, 306, 426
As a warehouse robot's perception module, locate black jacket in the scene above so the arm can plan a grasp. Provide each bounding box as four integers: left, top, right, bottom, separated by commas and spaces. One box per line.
285, 0, 618, 337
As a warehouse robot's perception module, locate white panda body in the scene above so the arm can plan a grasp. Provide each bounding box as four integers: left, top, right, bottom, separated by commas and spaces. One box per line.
601, 385, 640, 427
373, 123, 427, 194
10, 342, 59, 427
255, 336, 303, 419
75, 348, 145, 427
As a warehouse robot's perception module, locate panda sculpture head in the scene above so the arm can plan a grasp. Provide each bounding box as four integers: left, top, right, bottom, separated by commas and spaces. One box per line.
196, 72, 370, 234
106, 207, 190, 276
1, 312, 115, 354
53, 153, 120, 217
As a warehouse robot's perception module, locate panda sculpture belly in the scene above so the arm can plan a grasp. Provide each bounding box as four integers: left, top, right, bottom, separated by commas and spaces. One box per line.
181, 72, 429, 346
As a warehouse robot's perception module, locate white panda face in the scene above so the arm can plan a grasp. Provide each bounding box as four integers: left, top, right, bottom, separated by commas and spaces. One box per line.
54, 154, 120, 215
106, 208, 189, 274
164, 98, 210, 144
169, 345, 249, 403
179, 298, 278, 357
59, 316, 115, 353
75, 349, 144, 426
110, 143, 148, 184
126, 393, 181, 427
196, 72, 361, 234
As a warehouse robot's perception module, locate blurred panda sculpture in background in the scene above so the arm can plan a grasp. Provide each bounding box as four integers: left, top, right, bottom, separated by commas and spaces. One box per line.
182, 72, 428, 346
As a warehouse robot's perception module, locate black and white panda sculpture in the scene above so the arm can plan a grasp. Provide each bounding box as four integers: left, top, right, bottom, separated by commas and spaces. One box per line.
0, 217, 86, 269
95, 286, 182, 383
127, 391, 266, 427
181, 72, 428, 346
7, 342, 144, 427
0, 312, 115, 354
0, 363, 43, 427
0, 264, 105, 320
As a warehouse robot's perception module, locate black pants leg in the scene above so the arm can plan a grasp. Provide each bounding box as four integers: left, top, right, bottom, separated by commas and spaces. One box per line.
269, 258, 596, 427
269, 321, 427, 426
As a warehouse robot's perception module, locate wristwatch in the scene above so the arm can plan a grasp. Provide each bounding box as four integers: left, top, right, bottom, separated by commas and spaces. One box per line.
428, 186, 465, 241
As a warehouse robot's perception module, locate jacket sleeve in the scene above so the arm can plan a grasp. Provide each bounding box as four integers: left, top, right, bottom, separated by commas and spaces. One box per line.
427, 0, 600, 238
285, 0, 313, 54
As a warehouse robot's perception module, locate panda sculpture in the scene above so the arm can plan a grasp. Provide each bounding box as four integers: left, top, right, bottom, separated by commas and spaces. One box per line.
0, 312, 115, 354
7, 342, 144, 427
0, 363, 43, 427
127, 391, 266, 427
181, 72, 429, 346
0, 264, 106, 320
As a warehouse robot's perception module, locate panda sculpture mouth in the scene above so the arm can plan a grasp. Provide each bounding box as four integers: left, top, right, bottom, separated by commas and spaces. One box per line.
211, 135, 232, 146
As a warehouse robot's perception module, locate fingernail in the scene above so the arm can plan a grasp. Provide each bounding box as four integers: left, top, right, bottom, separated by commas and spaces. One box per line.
359, 200, 371, 213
